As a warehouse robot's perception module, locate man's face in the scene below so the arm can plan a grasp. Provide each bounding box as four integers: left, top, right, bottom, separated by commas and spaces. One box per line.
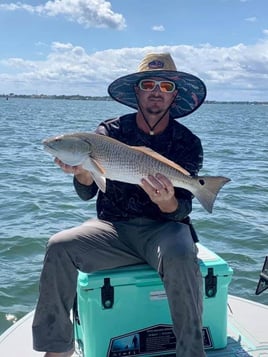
135, 77, 178, 116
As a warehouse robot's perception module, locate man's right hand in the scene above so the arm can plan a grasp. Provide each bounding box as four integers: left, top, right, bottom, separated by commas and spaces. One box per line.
54, 158, 94, 186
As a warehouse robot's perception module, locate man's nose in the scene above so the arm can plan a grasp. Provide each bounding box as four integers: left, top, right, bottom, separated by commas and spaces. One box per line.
152, 84, 162, 93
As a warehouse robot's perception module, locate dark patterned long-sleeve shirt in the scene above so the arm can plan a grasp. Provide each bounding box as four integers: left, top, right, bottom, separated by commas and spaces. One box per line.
73, 113, 203, 223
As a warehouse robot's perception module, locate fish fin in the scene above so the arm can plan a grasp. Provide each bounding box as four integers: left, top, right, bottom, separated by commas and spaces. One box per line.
82, 156, 106, 175
81, 157, 106, 192
81, 157, 105, 175
90, 172, 107, 192
131, 146, 190, 176
91, 158, 106, 175
193, 176, 231, 213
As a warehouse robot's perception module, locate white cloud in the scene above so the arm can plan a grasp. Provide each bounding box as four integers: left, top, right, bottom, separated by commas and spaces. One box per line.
1, 41, 268, 101
152, 25, 165, 32
245, 16, 257, 22
0, 0, 126, 29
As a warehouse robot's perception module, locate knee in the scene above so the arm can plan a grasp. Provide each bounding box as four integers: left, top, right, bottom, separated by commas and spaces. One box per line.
162, 224, 196, 260
43, 232, 74, 266
46, 231, 68, 252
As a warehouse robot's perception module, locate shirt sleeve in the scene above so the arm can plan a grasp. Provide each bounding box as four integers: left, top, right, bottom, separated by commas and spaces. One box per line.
73, 176, 98, 201
159, 188, 192, 221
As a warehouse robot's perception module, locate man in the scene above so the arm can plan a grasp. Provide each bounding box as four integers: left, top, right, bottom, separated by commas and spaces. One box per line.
32, 53, 207, 357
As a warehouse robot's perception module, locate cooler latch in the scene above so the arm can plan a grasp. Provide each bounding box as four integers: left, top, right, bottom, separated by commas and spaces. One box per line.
205, 268, 217, 298
101, 278, 114, 309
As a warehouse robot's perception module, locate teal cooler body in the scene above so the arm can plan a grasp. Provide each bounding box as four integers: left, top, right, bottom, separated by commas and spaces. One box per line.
74, 244, 233, 357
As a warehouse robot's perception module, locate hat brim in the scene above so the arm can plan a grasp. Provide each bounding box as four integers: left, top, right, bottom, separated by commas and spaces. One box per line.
108, 70, 207, 119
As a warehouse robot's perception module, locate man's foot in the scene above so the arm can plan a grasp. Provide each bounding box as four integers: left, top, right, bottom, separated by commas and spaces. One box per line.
44, 347, 75, 357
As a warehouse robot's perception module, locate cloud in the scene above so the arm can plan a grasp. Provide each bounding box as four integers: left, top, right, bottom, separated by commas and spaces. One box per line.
152, 25, 165, 32
245, 16, 257, 22
0, 0, 126, 29
1, 41, 268, 100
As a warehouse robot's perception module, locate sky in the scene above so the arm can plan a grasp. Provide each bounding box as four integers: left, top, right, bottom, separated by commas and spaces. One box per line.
0, 0, 268, 101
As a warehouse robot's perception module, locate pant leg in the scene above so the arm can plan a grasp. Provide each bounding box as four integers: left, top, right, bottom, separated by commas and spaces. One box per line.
32, 218, 143, 353
121, 218, 205, 357
160, 225, 205, 357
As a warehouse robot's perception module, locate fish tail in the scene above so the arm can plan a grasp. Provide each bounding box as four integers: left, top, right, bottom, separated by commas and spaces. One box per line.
193, 176, 231, 213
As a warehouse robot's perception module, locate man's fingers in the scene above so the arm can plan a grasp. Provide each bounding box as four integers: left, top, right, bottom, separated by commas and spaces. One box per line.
54, 158, 83, 175
140, 173, 176, 204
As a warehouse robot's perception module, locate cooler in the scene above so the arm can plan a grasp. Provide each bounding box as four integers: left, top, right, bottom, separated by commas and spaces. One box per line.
74, 243, 233, 357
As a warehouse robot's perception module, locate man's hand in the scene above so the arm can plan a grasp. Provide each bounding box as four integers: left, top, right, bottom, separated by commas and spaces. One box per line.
140, 173, 178, 213
54, 158, 94, 186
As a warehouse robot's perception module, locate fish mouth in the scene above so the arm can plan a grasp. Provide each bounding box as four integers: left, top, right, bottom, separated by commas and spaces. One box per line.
43, 141, 52, 149
42, 135, 63, 146
42, 138, 52, 146
42, 140, 57, 155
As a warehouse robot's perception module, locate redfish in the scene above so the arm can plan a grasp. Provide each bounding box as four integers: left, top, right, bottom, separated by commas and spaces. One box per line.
43, 132, 230, 213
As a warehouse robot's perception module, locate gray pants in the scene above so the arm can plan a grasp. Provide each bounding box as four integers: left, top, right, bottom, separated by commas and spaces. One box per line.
32, 217, 205, 356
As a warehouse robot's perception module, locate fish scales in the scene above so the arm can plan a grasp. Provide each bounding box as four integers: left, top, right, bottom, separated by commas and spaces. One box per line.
89, 136, 186, 185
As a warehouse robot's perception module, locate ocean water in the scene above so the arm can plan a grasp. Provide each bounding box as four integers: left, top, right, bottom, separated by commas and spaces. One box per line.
0, 98, 267, 334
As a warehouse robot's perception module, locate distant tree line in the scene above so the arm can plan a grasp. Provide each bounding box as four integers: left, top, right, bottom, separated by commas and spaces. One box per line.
1, 94, 112, 101
1, 94, 267, 105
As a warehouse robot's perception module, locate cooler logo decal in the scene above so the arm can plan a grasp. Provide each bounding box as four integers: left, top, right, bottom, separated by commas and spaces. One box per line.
106, 324, 176, 356
107, 325, 213, 356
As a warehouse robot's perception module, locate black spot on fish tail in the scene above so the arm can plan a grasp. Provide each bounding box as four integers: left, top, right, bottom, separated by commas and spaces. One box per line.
199, 178, 205, 186
194, 176, 231, 213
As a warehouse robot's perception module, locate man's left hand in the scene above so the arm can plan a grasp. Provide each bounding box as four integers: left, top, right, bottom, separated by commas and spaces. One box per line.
140, 173, 179, 213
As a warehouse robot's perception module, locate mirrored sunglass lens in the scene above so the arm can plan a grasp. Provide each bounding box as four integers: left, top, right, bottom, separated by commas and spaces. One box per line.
160, 82, 175, 92
140, 80, 155, 90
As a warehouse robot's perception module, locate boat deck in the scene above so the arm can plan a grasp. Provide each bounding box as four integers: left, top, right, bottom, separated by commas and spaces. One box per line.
207, 295, 268, 356
0, 295, 267, 356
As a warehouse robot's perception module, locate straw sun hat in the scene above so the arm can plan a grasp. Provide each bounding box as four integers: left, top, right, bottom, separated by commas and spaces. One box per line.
108, 53, 207, 119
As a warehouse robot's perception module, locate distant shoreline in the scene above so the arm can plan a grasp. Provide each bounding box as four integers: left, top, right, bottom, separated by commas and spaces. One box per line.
1, 94, 267, 105
1, 94, 112, 101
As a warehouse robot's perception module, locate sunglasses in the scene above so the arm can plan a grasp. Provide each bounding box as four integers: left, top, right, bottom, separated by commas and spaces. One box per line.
138, 79, 176, 93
